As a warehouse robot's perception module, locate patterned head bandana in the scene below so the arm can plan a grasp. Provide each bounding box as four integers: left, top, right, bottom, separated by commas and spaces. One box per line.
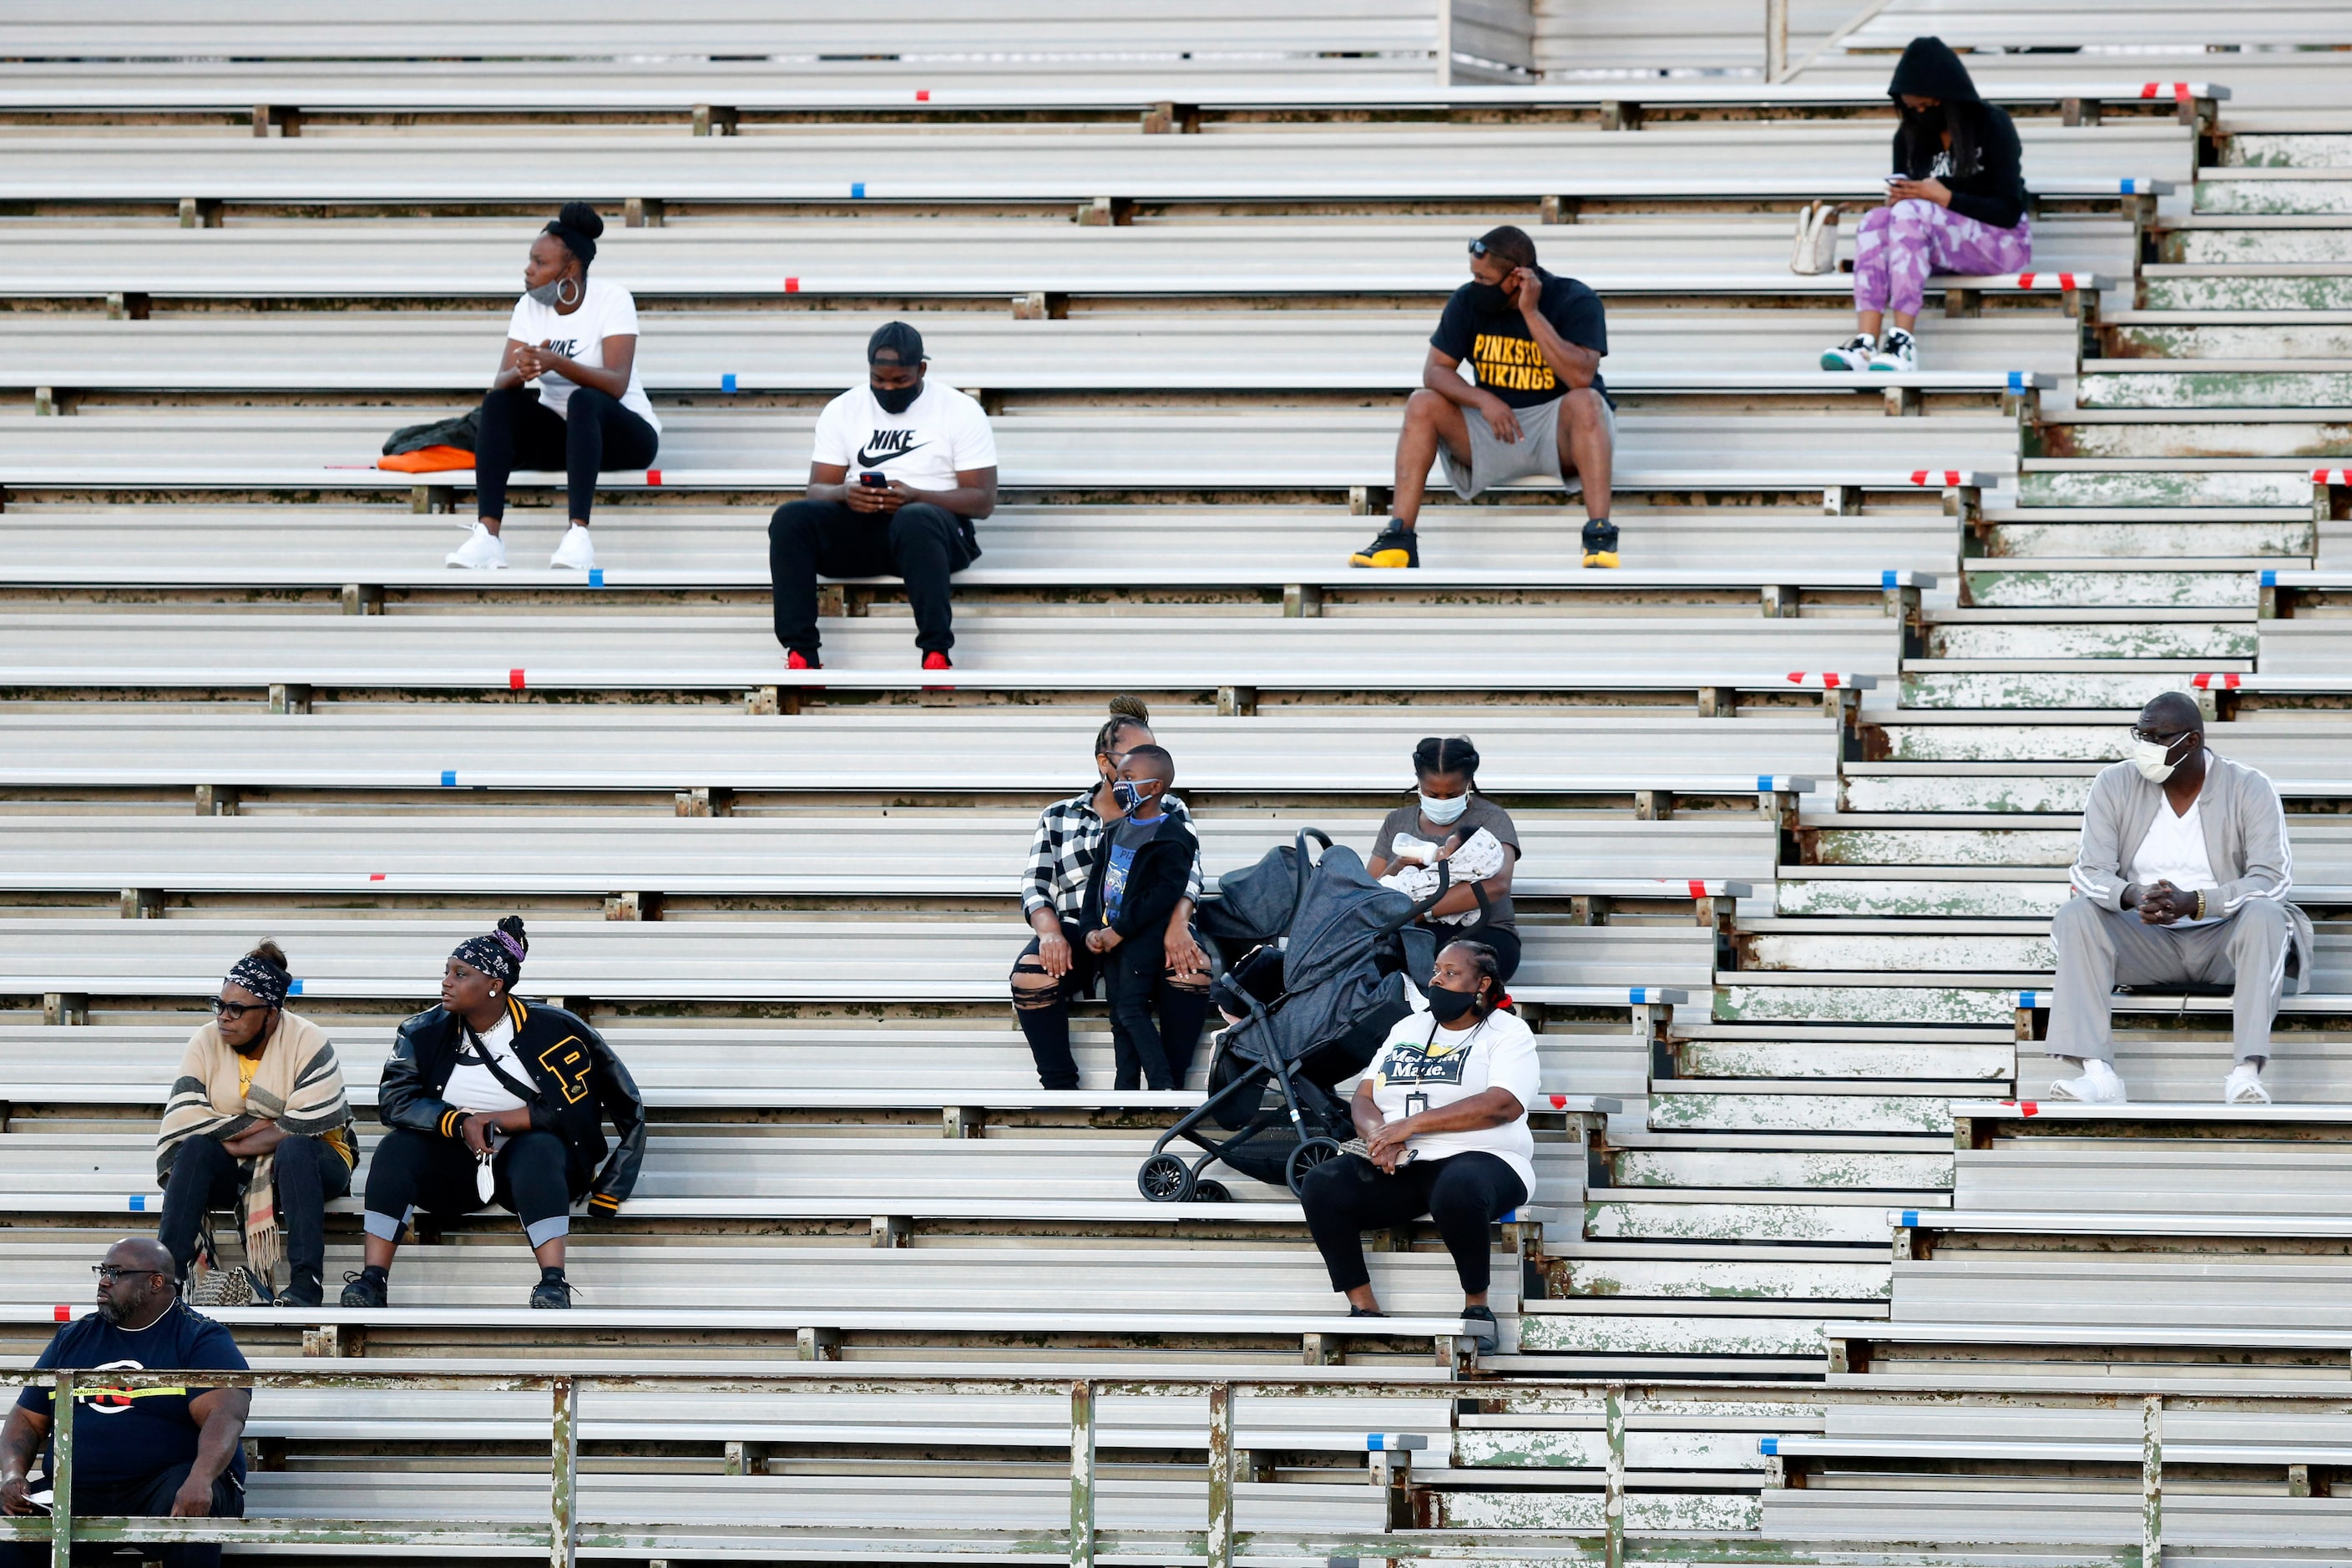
451, 926, 527, 989
224, 952, 291, 1009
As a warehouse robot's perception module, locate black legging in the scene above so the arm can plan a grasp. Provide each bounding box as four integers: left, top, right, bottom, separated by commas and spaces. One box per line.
157, 1132, 352, 1290
361, 1127, 575, 1250
474, 383, 659, 524
1299, 1150, 1527, 1295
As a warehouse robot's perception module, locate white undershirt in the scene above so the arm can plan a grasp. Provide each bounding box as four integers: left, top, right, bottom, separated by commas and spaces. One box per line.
2132, 797, 2222, 927
443, 1014, 529, 1114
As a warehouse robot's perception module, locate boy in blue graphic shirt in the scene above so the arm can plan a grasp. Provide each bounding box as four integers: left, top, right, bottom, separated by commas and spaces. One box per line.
1083, 746, 1202, 1090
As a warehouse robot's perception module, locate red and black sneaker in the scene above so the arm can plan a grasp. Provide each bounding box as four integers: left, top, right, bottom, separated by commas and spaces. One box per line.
922, 650, 953, 692
786, 650, 820, 670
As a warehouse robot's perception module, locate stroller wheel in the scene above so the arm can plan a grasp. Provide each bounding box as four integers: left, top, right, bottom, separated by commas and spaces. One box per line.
1285, 1137, 1343, 1196
1137, 1152, 1194, 1203
1191, 1179, 1232, 1203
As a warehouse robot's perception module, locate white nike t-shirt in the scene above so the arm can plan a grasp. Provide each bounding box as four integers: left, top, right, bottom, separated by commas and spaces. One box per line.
443, 1014, 531, 1115
505, 276, 661, 432
810, 382, 997, 494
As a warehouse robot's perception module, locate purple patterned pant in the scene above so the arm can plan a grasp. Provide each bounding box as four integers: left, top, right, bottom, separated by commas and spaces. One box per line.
1853, 198, 2032, 317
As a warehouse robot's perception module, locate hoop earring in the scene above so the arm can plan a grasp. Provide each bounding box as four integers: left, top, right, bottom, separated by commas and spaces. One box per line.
557, 276, 580, 307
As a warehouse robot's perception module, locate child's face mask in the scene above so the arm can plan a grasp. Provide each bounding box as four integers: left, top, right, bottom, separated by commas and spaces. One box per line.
1112, 779, 1158, 814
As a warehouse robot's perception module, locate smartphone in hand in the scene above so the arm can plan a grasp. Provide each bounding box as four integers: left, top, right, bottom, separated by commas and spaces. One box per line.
858, 471, 889, 488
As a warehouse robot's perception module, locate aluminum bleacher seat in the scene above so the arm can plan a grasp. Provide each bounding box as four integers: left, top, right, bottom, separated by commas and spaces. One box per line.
0, 812, 1771, 908
0, 609, 1904, 698
0, 309, 2073, 403
0, 125, 2186, 213
0, 706, 1837, 798
0, 503, 1961, 589
0, 914, 1716, 1006
0, 219, 2132, 307
0, 404, 2020, 495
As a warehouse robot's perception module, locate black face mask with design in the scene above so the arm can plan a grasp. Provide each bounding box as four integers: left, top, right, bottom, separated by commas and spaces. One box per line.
872, 381, 922, 415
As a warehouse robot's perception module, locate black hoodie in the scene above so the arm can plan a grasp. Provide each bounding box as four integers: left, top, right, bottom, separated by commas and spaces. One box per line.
1888, 36, 2028, 232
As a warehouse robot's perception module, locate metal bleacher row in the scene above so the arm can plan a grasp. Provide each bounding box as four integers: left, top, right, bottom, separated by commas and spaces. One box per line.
8, 1, 2352, 1560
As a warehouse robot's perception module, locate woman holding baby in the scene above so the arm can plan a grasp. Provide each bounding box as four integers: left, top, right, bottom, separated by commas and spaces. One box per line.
1365, 735, 1521, 984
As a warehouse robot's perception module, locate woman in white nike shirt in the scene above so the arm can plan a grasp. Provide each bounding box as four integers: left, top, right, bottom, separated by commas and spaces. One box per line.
448, 201, 662, 574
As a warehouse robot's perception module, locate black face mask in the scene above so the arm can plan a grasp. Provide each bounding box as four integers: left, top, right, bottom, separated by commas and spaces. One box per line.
1426, 984, 1479, 1025
1904, 104, 1947, 135
1463, 281, 1510, 311
872, 381, 921, 415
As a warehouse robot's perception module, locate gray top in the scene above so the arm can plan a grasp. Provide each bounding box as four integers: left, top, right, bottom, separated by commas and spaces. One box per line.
1372, 795, 1520, 928
2067, 750, 2315, 992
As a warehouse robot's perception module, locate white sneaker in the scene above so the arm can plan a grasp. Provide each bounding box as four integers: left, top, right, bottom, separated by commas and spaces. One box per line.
549, 524, 596, 572
1820, 334, 1875, 372
1869, 329, 1917, 372
444, 523, 508, 570
2049, 1057, 2127, 1105
2224, 1062, 2271, 1105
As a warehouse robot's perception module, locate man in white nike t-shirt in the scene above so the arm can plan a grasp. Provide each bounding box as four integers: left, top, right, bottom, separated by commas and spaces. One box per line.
767, 321, 999, 674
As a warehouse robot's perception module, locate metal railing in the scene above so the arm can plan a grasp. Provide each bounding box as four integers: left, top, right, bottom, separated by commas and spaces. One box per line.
0, 1366, 1646, 1568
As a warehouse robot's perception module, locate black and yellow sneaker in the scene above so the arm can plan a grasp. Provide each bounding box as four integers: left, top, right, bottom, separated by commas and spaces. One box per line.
1348, 523, 1419, 569
1581, 518, 1620, 569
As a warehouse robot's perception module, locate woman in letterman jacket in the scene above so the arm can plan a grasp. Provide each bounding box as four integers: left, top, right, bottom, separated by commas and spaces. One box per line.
341, 918, 644, 1311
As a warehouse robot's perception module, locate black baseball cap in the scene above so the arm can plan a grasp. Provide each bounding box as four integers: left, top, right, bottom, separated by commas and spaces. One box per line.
867, 321, 925, 366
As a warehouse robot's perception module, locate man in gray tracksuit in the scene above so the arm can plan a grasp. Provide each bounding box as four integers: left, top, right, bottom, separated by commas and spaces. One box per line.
2050, 691, 2310, 1105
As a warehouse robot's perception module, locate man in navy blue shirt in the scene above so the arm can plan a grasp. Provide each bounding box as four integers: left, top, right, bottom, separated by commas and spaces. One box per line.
1351, 225, 1617, 571
0, 1238, 249, 1565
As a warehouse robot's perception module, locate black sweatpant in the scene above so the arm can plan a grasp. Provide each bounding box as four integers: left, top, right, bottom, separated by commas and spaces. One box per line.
1299, 1151, 1528, 1296
767, 498, 971, 660
157, 1132, 351, 1291
473, 383, 660, 525
1, 1460, 243, 1567
1011, 920, 1210, 1092
360, 1127, 574, 1251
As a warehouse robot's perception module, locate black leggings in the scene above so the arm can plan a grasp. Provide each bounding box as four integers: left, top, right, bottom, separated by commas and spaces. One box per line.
157, 1131, 351, 1286
1299, 1151, 1528, 1296
361, 1127, 575, 1251
1011, 919, 1211, 1091
474, 383, 659, 525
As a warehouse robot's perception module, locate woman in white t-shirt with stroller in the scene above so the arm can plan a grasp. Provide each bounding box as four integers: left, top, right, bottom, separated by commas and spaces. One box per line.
1297, 938, 1537, 1353
446, 201, 663, 574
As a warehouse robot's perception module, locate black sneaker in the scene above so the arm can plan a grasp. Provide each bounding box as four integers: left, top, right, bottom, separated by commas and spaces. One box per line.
1348, 523, 1419, 569
1460, 1304, 1500, 1352
529, 1273, 577, 1310
338, 1268, 387, 1309
1581, 518, 1620, 569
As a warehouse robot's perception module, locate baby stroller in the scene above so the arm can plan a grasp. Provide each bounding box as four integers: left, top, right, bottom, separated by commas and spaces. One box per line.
1137, 830, 1444, 1202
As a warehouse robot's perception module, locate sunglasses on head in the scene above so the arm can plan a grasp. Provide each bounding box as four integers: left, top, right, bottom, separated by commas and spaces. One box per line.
1467, 239, 1490, 257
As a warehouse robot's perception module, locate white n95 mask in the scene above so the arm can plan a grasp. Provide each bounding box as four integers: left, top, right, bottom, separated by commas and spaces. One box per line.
2129, 735, 2188, 783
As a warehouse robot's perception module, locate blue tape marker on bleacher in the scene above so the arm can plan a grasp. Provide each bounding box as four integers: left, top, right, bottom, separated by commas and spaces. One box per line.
1368, 1434, 1389, 1450
2006, 371, 2026, 392
1759, 1438, 1778, 1456
721, 373, 737, 393
1900, 1211, 1919, 1227
2019, 990, 2036, 1009
589, 568, 604, 588
851, 182, 867, 199
288, 979, 303, 997
1755, 775, 1773, 792
129, 1196, 145, 1212
441, 770, 458, 787
2262, 569, 2278, 588
1880, 569, 1898, 589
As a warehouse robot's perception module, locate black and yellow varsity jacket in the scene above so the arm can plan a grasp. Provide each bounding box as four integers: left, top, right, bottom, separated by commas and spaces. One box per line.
377, 997, 645, 1215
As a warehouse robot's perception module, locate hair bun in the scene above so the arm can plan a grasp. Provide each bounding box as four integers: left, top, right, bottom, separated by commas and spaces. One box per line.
496, 914, 530, 954
249, 938, 288, 971
556, 201, 604, 239
1107, 694, 1151, 723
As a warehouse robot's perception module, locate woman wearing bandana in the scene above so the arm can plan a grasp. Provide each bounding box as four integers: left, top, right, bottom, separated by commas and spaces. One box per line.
155, 942, 357, 1308
342, 918, 645, 1310
448, 201, 662, 574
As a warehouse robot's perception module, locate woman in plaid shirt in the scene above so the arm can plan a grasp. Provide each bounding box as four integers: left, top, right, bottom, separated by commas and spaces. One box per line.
1012, 697, 1211, 1090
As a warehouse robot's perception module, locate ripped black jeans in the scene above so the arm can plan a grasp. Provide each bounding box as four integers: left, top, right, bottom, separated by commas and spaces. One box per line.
1011, 918, 1211, 1091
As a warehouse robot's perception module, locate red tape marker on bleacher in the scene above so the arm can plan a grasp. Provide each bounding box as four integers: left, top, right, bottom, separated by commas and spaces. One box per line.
2189, 672, 2242, 690
369, 873, 386, 882
916, 89, 931, 102
784, 278, 800, 294
53, 1304, 68, 1323
645, 469, 663, 486
508, 669, 527, 690
1687, 880, 1707, 899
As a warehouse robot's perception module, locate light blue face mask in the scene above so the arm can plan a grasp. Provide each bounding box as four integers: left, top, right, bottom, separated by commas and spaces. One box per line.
1419, 791, 1469, 825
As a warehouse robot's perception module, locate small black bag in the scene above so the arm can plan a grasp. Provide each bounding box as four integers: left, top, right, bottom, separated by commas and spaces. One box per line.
382, 408, 481, 457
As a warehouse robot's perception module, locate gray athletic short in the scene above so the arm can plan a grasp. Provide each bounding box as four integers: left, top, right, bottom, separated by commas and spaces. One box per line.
1438, 392, 1616, 500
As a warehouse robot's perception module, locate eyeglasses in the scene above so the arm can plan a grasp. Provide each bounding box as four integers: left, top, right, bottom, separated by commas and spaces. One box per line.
212, 998, 272, 1021
2129, 727, 2196, 746
90, 1266, 160, 1282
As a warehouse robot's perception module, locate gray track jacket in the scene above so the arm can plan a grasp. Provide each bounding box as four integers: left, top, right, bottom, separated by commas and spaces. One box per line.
2067, 751, 2314, 993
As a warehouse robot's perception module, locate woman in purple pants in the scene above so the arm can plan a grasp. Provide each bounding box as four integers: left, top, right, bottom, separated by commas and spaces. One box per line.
1823, 37, 2030, 375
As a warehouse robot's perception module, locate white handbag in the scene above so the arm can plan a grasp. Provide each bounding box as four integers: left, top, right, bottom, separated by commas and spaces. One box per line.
1789, 202, 1841, 276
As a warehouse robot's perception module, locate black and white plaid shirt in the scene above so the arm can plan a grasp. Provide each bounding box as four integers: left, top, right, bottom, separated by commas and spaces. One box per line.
1022, 784, 1206, 922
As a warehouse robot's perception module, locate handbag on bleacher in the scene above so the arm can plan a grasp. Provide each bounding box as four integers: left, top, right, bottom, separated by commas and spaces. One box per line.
1788, 201, 1841, 276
